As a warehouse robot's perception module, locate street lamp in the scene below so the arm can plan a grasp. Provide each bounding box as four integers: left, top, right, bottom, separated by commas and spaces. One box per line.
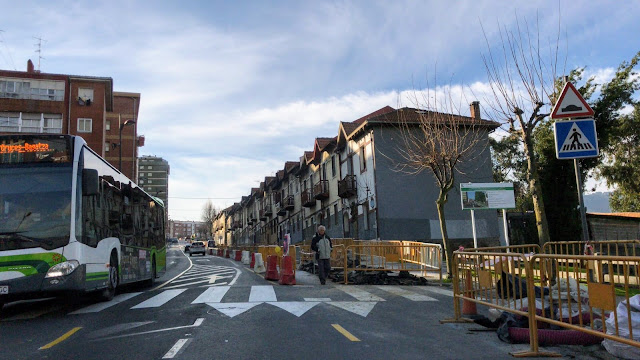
119, 120, 136, 173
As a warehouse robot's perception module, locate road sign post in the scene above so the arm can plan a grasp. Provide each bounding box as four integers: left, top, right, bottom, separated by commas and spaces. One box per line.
551, 80, 597, 243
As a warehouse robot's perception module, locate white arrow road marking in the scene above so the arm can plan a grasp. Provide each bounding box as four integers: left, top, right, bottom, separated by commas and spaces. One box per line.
208, 303, 262, 318
336, 285, 385, 302
191, 286, 230, 304
69, 292, 143, 314
376, 286, 437, 301
95, 318, 205, 341
86, 322, 154, 339
249, 285, 277, 302
131, 289, 186, 309
163, 339, 192, 359
266, 302, 320, 317
327, 302, 377, 317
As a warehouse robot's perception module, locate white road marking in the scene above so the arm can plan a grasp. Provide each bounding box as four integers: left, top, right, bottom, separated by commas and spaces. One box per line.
417, 286, 453, 297
163, 339, 192, 359
336, 286, 385, 302
69, 292, 142, 314
267, 302, 320, 317
191, 286, 230, 304
208, 303, 261, 318
376, 286, 437, 301
151, 250, 193, 291
249, 285, 277, 302
131, 289, 186, 309
86, 321, 154, 339
96, 318, 205, 341
304, 298, 332, 302
327, 302, 377, 317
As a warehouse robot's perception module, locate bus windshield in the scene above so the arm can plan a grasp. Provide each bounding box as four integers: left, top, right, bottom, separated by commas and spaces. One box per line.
0, 166, 73, 251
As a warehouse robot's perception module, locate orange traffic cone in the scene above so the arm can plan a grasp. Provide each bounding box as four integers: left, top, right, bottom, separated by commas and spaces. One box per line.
462, 269, 477, 316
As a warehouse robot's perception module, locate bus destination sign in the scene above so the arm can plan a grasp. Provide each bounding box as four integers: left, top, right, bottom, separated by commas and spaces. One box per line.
0, 136, 72, 164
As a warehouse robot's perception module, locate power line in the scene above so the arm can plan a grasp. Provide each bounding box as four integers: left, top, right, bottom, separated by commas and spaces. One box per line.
0, 30, 17, 70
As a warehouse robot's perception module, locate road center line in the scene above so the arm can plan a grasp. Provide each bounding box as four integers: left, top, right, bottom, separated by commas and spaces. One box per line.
332, 324, 360, 342
39, 327, 82, 350
163, 338, 192, 359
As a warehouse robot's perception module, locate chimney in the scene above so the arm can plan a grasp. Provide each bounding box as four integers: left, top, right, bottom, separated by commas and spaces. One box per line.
470, 101, 480, 120
27, 59, 35, 73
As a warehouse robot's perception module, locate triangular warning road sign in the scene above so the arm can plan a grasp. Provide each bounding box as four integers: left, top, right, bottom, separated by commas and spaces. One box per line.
551, 82, 594, 119
559, 123, 595, 153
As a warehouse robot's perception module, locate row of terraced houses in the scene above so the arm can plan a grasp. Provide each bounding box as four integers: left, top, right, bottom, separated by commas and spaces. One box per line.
212, 103, 502, 248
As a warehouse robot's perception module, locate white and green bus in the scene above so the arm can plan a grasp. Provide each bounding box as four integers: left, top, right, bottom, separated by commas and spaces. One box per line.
0, 134, 166, 310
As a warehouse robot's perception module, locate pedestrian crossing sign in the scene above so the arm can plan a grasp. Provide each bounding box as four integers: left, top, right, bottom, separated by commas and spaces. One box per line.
553, 118, 599, 159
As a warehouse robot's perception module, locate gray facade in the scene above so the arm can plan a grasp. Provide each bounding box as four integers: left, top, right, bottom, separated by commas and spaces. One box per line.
138, 156, 170, 211
372, 125, 500, 246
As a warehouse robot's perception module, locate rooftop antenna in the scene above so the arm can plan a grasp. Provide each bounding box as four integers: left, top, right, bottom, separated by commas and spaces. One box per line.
33, 36, 46, 71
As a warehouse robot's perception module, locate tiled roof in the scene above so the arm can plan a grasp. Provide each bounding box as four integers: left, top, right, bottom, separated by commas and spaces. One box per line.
368, 107, 499, 128
316, 137, 334, 151
353, 106, 395, 125
588, 212, 640, 219
341, 122, 359, 137
284, 161, 298, 173
304, 151, 314, 162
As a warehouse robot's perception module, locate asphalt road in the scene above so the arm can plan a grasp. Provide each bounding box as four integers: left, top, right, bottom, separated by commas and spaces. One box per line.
0, 246, 590, 360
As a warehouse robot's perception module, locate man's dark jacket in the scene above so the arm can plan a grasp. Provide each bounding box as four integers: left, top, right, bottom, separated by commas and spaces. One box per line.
311, 233, 333, 260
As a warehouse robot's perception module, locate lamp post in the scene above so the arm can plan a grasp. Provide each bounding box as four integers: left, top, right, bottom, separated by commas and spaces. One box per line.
118, 120, 136, 173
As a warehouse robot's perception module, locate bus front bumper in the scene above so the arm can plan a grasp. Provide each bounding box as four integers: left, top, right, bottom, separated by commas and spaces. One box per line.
0, 264, 86, 303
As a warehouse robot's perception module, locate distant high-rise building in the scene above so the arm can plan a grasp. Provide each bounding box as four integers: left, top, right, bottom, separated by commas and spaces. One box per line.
138, 155, 170, 212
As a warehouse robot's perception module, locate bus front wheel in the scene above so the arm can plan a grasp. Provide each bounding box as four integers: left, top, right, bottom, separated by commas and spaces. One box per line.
101, 252, 118, 301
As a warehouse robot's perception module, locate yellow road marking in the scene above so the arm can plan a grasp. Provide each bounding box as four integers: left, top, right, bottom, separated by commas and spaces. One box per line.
39, 327, 82, 350
332, 324, 360, 342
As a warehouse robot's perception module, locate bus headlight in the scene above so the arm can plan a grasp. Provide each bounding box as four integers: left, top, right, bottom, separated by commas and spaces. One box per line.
45, 260, 80, 278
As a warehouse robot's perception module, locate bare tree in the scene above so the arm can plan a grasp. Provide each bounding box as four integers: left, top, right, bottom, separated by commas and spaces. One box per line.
390, 89, 495, 276
201, 200, 218, 239
481, 15, 564, 246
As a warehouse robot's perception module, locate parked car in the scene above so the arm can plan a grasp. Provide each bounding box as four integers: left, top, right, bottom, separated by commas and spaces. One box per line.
188, 241, 206, 256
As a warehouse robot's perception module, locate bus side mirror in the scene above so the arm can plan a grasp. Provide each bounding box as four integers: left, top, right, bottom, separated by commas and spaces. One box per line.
82, 169, 99, 196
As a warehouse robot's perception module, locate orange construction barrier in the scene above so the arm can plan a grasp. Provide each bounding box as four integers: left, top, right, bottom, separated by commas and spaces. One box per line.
278, 255, 296, 285
250, 253, 255, 269
265, 255, 279, 280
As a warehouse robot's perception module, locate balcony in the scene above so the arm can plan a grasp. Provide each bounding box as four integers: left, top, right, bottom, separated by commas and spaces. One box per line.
301, 189, 316, 207
262, 198, 273, 217
338, 175, 357, 198
248, 213, 257, 224
276, 202, 286, 216
313, 180, 329, 200
283, 195, 295, 210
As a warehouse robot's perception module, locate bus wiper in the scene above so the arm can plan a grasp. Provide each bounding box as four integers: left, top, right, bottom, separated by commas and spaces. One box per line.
14, 211, 32, 232
0, 233, 53, 246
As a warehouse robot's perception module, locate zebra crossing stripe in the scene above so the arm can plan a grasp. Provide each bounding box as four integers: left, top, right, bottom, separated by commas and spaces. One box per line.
418, 286, 453, 297
191, 286, 230, 304
249, 285, 277, 302
376, 286, 437, 301
131, 289, 186, 309
69, 292, 142, 314
336, 285, 385, 301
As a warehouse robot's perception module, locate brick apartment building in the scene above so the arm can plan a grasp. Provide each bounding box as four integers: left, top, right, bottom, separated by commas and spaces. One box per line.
0, 60, 142, 180
169, 220, 206, 240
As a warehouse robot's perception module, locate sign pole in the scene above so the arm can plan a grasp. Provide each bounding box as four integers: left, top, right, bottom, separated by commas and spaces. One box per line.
574, 158, 590, 242
503, 209, 510, 247
471, 209, 477, 248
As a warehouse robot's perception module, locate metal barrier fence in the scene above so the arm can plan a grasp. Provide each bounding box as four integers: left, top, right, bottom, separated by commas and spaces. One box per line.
544, 240, 640, 256
443, 249, 640, 357
344, 242, 442, 284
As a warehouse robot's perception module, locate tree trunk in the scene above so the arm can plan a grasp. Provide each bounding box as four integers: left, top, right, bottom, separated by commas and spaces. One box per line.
436, 190, 453, 278
522, 135, 551, 246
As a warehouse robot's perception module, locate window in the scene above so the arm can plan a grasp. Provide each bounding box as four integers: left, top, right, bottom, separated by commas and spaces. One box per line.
331, 156, 336, 177
334, 204, 339, 225
105, 120, 111, 131
21, 113, 41, 133
326, 209, 331, 228
148, 173, 152, 177
77, 118, 92, 133
148, 180, 153, 184
360, 146, 367, 172
105, 142, 110, 152
78, 88, 94, 102
0, 112, 19, 132
139, 179, 144, 184
363, 202, 369, 230
44, 114, 62, 133
148, 166, 153, 170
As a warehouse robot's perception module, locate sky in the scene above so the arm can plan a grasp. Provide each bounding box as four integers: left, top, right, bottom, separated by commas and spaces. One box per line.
1, 1, 639, 220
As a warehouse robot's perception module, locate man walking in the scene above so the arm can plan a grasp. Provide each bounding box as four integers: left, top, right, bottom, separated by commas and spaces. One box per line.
311, 225, 332, 285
